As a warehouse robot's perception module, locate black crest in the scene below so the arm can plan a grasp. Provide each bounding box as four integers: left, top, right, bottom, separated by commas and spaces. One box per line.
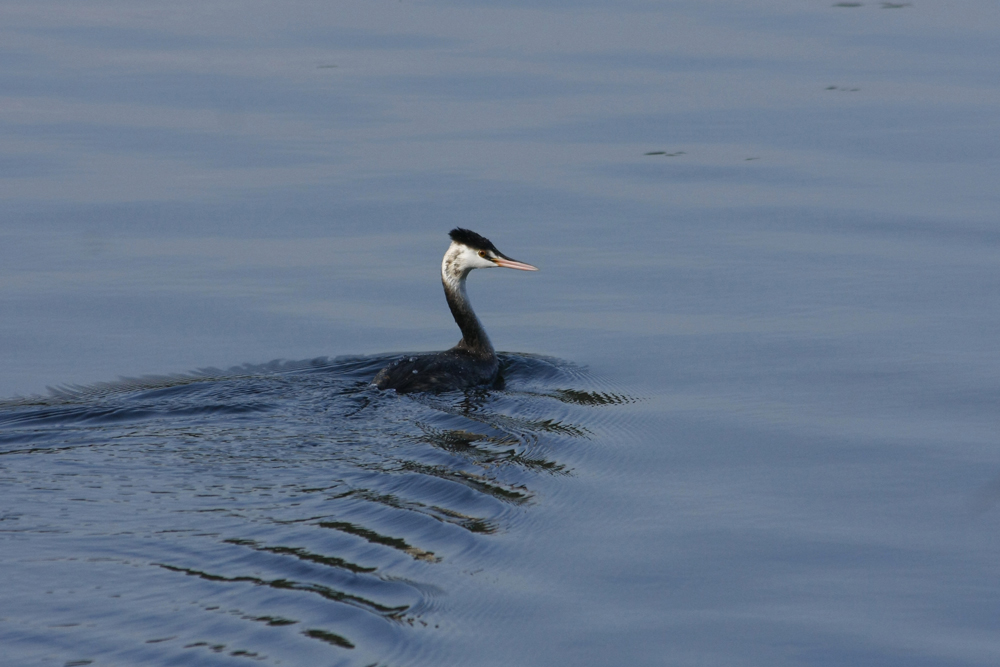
449, 228, 498, 253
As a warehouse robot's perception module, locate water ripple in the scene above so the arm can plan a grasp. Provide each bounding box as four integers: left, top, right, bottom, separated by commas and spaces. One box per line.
0, 353, 635, 665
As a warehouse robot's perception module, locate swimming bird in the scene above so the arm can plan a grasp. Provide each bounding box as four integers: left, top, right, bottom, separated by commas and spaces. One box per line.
372, 228, 538, 393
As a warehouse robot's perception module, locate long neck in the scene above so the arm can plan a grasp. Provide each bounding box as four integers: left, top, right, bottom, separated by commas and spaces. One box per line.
443, 274, 494, 357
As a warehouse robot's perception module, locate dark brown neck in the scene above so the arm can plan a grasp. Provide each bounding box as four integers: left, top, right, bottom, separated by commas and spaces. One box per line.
443, 276, 494, 358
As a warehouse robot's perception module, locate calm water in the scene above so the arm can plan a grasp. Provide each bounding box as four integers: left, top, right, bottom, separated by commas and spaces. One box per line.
3, 1, 1000, 665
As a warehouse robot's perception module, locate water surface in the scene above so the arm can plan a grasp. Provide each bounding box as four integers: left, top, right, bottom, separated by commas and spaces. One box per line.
3, 1, 1000, 665
2, 355, 637, 665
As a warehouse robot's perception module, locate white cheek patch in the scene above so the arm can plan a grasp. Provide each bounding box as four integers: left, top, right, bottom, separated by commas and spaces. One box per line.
460, 247, 483, 267
469, 248, 499, 269
441, 243, 498, 287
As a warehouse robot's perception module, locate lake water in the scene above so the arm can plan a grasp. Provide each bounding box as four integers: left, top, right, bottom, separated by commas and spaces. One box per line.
2, 1, 1000, 665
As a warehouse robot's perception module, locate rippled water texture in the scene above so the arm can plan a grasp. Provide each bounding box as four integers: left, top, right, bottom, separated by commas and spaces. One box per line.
1, 355, 634, 665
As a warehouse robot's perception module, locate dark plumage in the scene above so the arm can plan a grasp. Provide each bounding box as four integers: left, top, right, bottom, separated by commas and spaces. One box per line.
372, 349, 501, 394
372, 229, 537, 393
448, 228, 497, 253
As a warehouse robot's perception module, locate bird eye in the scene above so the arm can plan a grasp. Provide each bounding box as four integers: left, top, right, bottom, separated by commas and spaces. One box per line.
478, 250, 487, 258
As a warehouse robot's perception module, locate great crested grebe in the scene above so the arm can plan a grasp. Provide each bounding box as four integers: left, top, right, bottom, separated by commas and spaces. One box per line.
372, 228, 538, 393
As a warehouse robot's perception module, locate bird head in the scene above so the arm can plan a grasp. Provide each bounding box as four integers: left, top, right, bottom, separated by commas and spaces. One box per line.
444, 228, 538, 281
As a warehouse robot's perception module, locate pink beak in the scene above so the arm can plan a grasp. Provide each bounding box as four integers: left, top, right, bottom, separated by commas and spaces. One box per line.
493, 255, 538, 271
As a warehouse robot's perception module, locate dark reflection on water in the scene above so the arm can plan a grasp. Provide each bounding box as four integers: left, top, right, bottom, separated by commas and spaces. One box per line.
0, 354, 633, 665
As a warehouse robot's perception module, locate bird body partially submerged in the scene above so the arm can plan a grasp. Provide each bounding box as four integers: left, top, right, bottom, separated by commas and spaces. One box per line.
373, 228, 537, 393
371, 348, 501, 394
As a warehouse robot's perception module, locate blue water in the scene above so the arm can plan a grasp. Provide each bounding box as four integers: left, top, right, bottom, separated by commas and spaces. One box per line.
3, 1, 1000, 665
2, 355, 636, 665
